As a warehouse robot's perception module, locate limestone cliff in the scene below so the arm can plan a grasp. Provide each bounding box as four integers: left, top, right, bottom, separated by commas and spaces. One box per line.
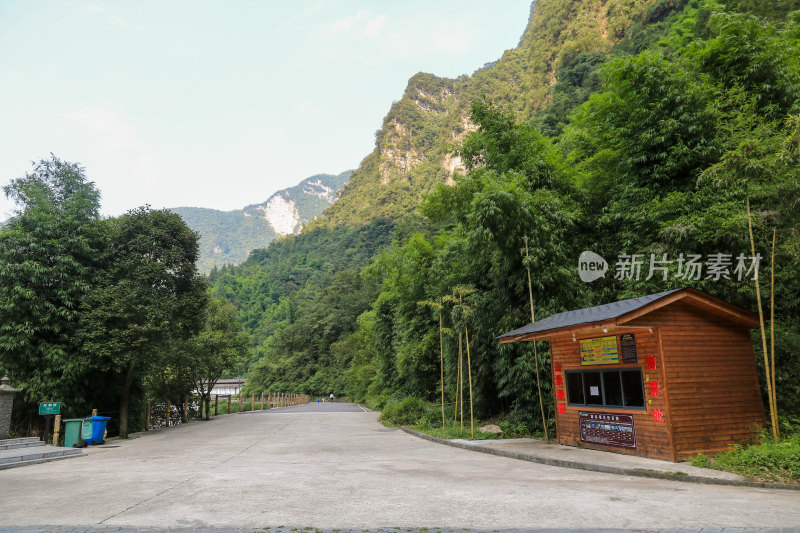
321, 0, 676, 227
172, 170, 351, 272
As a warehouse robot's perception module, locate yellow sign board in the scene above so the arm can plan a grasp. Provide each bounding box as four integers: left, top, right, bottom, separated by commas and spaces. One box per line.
580, 336, 619, 365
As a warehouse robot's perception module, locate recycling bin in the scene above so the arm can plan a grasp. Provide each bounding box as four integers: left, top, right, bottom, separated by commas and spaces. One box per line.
82, 417, 94, 442
84, 416, 110, 445
63, 418, 88, 448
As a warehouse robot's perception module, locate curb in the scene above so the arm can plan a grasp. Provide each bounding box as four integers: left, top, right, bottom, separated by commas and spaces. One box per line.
400, 427, 800, 492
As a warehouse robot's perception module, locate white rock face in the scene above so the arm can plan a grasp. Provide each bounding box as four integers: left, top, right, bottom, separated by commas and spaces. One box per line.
258, 194, 301, 236
304, 179, 336, 202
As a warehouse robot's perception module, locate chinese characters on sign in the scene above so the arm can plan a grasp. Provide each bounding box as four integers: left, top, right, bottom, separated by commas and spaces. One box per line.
652, 408, 665, 423
614, 253, 761, 281
580, 336, 620, 365
579, 411, 636, 449
38, 402, 60, 415
619, 333, 638, 364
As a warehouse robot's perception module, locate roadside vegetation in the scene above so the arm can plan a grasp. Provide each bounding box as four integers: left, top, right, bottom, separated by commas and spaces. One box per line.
689, 419, 800, 484
211, 0, 800, 449
0, 156, 252, 438
2, 1, 798, 484
377, 396, 544, 440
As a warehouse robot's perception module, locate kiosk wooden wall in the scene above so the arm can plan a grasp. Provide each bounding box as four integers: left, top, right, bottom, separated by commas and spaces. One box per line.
550, 300, 764, 462
551, 327, 673, 461
627, 302, 764, 460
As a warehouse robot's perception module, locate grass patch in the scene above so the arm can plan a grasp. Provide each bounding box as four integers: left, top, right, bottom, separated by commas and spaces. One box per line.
633, 468, 688, 476
409, 424, 504, 441
689, 432, 800, 485
379, 397, 429, 426
376, 395, 546, 440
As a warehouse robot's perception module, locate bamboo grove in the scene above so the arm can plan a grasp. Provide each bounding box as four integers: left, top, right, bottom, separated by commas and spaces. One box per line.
210, 1, 800, 435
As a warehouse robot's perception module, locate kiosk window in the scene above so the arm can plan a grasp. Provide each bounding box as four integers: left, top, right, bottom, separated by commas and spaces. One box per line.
621, 370, 645, 407
566, 373, 583, 404
565, 368, 645, 409
583, 371, 603, 405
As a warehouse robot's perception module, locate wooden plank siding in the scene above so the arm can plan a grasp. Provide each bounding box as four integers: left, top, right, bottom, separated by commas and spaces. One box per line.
627, 302, 765, 460
509, 289, 764, 462
549, 327, 674, 461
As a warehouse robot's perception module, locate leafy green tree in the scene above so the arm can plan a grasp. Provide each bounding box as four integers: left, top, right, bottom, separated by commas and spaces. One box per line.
698, 10, 800, 118
206, 0, 800, 430
144, 337, 196, 421
0, 156, 103, 423
80, 207, 207, 437
191, 297, 251, 420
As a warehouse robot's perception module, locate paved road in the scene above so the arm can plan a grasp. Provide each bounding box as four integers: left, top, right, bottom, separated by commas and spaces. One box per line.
0, 404, 798, 530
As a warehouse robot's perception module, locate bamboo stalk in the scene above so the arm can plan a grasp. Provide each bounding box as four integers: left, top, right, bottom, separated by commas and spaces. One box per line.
459, 331, 464, 430
465, 326, 474, 439
747, 199, 778, 442
453, 332, 459, 427
524, 236, 550, 443
770, 228, 779, 438
439, 299, 445, 428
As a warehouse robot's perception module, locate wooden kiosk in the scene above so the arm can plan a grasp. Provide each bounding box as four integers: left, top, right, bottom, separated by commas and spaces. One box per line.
499, 288, 765, 461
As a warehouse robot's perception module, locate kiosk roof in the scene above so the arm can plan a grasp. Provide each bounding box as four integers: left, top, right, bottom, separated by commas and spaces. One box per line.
498, 288, 757, 342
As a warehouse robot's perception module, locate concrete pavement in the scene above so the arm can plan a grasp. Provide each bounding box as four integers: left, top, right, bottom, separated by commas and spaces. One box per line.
0, 403, 798, 529
401, 429, 788, 487
0, 526, 800, 533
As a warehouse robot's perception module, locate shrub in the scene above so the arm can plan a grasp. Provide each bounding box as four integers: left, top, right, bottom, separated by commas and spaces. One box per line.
690, 432, 800, 484
499, 419, 531, 438
416, 403, 448, 429
379, 397, 429, 426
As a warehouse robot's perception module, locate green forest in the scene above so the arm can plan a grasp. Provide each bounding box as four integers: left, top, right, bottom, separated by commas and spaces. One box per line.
0, 157, 251, 438
210, 0, 800, 439
1, 0, 798, 480
171, 170, 352, 273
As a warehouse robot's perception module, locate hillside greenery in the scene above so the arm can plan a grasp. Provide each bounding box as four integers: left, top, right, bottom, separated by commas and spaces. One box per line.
172, 170, 351, 273
320, 0, 688, 228
210, 0, 800, 443
0, 157, 250, 438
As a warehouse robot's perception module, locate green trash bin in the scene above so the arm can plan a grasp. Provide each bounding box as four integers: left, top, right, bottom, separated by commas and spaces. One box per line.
63, 419, 88, 448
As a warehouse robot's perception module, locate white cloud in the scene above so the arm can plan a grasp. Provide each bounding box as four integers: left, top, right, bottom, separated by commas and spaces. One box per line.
327, 10, 389, 39
328, 10, 369, 34
84, 4, 127, 27
107, 15, 126, 26
362, 14, 388, 37
434, 33, 471, 55
65, 106, 140, 156
296, 100, 319, 117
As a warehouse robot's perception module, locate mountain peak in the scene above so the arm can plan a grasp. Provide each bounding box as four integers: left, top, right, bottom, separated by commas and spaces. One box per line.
171, 170, 352, 272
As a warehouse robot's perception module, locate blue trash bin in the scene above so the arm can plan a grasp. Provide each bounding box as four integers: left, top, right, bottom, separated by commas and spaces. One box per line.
84, 416, 110, 445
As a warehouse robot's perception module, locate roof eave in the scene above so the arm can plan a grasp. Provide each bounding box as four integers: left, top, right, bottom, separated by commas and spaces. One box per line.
499, 288, 759, 344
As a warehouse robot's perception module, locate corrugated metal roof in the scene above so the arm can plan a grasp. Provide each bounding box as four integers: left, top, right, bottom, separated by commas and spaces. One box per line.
498, 289, 682, 339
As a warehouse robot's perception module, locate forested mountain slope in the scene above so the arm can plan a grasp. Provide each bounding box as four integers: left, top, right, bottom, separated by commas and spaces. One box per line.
172, 170, 351, 272
319, 0, 680, 227
212, 0, 692, 393
213, 0, 800, 434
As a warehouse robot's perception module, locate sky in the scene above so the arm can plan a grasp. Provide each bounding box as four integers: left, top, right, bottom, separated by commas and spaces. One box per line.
0, 1, 532, 219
